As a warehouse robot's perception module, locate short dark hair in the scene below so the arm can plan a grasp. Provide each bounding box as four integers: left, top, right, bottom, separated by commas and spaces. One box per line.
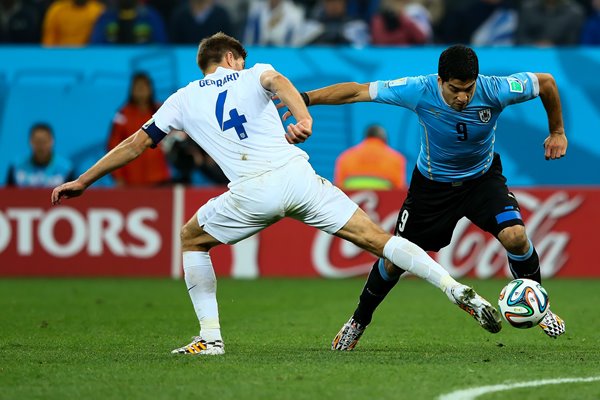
438, 45, 479, 82
127, 72, 157, 111
197, 32, 247, 74
365, 124, 387, 142
29, 122, 53, 139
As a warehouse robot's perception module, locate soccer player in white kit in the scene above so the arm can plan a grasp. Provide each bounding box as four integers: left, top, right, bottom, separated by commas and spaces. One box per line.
51, 33, 502, 355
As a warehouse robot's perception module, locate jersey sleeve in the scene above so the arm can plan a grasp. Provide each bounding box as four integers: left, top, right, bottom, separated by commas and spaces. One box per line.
490, 72, 539, 109
249, 63, 276, 95
368, 76, 426, 111
142, 90, 184, 147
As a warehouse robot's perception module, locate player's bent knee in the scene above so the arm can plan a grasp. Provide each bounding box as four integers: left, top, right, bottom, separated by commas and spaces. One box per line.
180, 223, 195, 245
180, 219, 219, 252
342, 230, 388, 257
499, 225, 528, 252
335, 208, 390, 256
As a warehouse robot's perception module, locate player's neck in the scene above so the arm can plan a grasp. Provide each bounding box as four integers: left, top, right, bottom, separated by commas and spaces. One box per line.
32, 154, 52, 167
205, 60, 238, 76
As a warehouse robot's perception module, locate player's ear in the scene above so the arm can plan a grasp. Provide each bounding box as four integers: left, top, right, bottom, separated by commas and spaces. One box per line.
226, 51, 236, 66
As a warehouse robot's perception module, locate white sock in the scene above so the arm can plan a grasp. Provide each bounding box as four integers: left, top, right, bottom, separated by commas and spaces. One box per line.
382, 236, 459, 292
183, 251, 222, 342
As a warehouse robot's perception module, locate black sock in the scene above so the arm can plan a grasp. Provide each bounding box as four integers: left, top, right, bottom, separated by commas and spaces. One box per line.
507, 240, 541, 283
352, 259, 400, 326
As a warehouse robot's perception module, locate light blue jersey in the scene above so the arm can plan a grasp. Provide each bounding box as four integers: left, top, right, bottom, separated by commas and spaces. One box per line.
370, 72, 539, 182
7, 155, 74, 187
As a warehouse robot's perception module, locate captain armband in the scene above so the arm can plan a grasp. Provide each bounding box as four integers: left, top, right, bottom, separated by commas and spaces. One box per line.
141, 119, 167, 148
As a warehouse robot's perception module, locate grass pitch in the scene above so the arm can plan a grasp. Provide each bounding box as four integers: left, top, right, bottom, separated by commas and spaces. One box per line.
1, 278, 599, 400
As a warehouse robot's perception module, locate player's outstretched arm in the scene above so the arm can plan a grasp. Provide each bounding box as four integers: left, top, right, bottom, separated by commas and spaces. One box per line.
535, 73, 567, 160
261, 70, 313, 144
305, 82, 371, 106
51, 130, 154, 205
276, 82, 371, 121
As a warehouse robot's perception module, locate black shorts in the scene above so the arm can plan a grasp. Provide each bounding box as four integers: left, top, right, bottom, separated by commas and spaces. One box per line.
394, 153, 523, 252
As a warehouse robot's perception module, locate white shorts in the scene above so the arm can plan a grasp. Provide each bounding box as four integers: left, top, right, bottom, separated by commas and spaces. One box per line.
196, 156, 358, 244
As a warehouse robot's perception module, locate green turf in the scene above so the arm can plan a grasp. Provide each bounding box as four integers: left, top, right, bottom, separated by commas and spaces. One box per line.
1, 278, 599, 400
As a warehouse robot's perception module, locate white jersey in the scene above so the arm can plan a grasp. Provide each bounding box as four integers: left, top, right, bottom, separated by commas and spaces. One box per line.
151, 63, 308, 183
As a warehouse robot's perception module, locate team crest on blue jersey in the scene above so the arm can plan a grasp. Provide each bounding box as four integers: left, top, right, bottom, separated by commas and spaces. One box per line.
478, 109, 492, 123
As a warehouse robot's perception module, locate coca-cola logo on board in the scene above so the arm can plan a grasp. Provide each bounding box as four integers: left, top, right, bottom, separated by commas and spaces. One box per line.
311, 191, 583, 278
312, 191, 395, 278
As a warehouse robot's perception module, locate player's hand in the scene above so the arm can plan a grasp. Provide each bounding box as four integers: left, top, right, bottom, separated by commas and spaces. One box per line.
543, 131, 567, 160
51, 179, 87, 205
286, 118, 312, 144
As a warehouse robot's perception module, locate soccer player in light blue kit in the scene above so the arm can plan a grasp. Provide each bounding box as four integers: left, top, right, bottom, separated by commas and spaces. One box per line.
290, 45, 568, 350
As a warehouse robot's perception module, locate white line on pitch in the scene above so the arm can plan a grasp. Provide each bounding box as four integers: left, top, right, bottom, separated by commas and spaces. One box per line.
438, 376, 600, 400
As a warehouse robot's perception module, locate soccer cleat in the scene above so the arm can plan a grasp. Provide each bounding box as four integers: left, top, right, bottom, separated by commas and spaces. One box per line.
171, 336, 225, 355
447, 285, 502, 334
331, 317, 366, 351
539, 310, 565, 338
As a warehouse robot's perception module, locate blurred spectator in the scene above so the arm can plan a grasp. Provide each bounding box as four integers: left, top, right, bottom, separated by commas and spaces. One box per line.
146, 0, 183, 24
306, 0, 370, 45
29, 0, 52, 17
90, 0, 167, 44
169, 0, 234, 44
295, 0, 318, 15
42, 0, 105, 46
516, 0, 584, 45
471, 0, 517, 45
217, 0, 249, 39
164, 131, 229, 185
437, 0, 516, 45
0, 0, 41, 43
404, 0, 444, 42
581, 0, 600, 44
334, 125, 406, 190
244, 0, 306, 46
6, 123, 75, 188
347, 0, 380, 21
370, 0, 427, 45
107, 72, 171, 186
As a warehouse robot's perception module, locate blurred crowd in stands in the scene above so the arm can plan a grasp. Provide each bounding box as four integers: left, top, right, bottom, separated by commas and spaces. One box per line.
3, 0, 599, 189
1, 0, 600, 47
5, 70, 231, 188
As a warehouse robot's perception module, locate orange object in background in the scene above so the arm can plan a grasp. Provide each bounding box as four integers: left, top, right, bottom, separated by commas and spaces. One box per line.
335, 125, 407, 190
42, 0, 105, 46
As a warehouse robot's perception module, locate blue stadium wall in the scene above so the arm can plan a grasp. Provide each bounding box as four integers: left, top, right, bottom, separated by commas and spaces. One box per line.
0, 46, 599, 186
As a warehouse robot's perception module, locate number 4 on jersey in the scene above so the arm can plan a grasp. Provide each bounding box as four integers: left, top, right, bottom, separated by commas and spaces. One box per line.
215, 90, 248, 140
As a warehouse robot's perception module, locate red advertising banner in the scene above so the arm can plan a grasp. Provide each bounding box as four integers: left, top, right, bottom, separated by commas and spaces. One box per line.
0, 188, 173, 276
435, 189, 593, 278
185, 187, 597, 279
1, 187, 597, 278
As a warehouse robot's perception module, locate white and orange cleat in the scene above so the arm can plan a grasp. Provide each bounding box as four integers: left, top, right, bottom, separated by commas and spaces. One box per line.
171, 336, 225, 355
447, 285, 502, 334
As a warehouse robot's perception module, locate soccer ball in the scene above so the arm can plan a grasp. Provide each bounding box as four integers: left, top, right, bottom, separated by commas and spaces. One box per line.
498, 278, 549, 329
